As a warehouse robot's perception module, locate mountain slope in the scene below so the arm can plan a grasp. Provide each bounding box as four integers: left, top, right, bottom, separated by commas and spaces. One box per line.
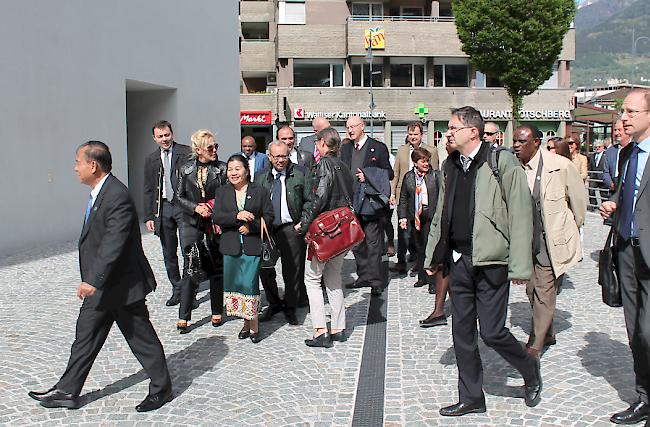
575, 0, 639, 31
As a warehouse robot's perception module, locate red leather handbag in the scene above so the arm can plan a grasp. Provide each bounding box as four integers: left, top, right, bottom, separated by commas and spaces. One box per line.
306, 206, 365, 262
305, 166, 365, 262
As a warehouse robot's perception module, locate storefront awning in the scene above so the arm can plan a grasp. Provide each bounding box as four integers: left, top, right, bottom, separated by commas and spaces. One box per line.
573, 103, 620, 125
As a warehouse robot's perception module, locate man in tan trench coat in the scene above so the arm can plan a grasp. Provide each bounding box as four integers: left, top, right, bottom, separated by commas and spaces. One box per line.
513, 124, 587, 357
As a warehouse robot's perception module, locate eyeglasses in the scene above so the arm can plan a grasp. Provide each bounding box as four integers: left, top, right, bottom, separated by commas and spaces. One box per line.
270, 154, 289, 160
547, 145, 555, 151
484, 132, 497, 136
204, 144, 217, 151
279, 137, 294, 141
346, 123, 362, 131
447, 126, 472, 133
619, 108, 650, 118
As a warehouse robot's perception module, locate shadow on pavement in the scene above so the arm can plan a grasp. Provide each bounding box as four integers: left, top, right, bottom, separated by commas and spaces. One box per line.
578, 331, 637, 405
78, 335, 228, 408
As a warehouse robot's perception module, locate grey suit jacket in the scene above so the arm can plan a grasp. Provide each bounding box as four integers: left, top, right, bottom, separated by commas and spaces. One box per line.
298, 134, 317, 157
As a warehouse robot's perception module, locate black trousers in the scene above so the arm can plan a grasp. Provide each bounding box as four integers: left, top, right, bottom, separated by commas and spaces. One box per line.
412, 217, 433, 286
159, 201, 183, 295
353, 218, 384, 289
618, 239, 650, 403
56, 299, 171, 397
259, 223, 307, 312
179, 222, 223, 321
449, 254, 534, 404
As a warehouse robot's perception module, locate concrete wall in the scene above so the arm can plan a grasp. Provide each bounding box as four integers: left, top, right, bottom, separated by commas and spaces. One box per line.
240, 41, 277, 72
0, 0, 240, 256
240, 0, 276, 22
277, 25, 347, 58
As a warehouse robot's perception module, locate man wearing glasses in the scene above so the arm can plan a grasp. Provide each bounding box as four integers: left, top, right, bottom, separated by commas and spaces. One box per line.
601, 89, 650, 426
255, 140, 312, 325
483, 122, 501, 147
603, 119, 634, 193
424, 106, 541, 416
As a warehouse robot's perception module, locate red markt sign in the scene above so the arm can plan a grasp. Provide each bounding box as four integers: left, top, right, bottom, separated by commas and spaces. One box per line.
240, 111, 272, 125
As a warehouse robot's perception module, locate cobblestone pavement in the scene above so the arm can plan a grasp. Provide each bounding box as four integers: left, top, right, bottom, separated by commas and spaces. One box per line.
0, 213, 631, 426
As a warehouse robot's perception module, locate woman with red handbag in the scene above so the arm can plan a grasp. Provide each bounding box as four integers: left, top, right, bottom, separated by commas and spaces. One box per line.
174, 130, 227, 332
296, 127, 355, 348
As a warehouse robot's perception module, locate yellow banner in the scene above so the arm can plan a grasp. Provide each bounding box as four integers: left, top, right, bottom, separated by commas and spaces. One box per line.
364, 29, 385, 49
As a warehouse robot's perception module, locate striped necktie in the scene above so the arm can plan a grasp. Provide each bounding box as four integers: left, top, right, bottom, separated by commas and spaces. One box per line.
414, 170, 425, 231
314, 145, 321, 163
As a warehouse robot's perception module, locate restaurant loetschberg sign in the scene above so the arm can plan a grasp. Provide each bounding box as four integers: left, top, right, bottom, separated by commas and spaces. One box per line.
480, 110, 572, 120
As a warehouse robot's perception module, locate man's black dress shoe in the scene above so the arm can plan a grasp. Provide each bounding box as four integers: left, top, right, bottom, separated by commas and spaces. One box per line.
439, 401, 486, 416
419, 314, 447, 328
166, 294, 180, 306
523, 356, 543, 407
611, 400, 650, 424
28, 386, 56, 401
330, 331, 347, 342
135, 389, 173, 412
285, 311, 299, 326
34, 389, 79, 409
305, 332, 333, 348
259, 305, 283, 322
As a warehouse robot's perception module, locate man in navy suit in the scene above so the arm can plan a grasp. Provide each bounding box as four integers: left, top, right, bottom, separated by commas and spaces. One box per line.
603, 119, 633, 193
238, 136, 268, 181
29, 141, 172, 412
341, 116, 394, 296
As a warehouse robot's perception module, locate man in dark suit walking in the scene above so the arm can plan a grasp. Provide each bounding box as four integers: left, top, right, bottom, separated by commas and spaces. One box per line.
602, 89, 650, 426
143, 121, 191, 306
255, 140, 313, 324
341, 115, 394, 296
29, 141, 172, 412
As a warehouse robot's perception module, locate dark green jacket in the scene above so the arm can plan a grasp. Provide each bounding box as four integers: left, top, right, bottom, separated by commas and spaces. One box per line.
254, 161, 313, 223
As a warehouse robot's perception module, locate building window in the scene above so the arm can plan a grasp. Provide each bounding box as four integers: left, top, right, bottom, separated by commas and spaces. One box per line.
401, 7, 423, 17
351, 3, 383, 20
294, 62, 344, 87
241, 22, 270, 40
390, 61, 425, 88
432, 63, 469, 87
351, 63, 383, 87
433, 130, 444, 147
279, 1, 306, 25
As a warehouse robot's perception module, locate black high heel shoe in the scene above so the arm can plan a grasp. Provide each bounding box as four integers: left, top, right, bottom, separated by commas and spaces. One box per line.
238, 329, 250, 339
250, 332, 262, 343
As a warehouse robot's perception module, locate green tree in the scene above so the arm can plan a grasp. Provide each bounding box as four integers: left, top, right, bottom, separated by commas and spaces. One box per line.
453, 0, 575, 124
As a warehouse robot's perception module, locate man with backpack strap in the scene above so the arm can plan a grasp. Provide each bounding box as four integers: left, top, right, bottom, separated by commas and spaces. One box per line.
424, 106, 541, 416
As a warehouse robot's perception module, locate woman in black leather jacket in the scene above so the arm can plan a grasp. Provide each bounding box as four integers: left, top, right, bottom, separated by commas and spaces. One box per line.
174, 129, 227, 332
297, 127, 354, 348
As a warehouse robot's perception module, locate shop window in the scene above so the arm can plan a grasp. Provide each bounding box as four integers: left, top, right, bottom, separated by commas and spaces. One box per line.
351, 63, 383, 87
390, 63, 425, 87
279, 1, 306, 24
445, 64, 469, 87
352, 3, 383, 20
294, 63, 344, 87
433, 130, 444, 147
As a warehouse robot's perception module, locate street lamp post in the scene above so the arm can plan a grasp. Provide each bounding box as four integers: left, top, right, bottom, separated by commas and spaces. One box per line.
365, 31, 376, 138
632, 29, 650, 88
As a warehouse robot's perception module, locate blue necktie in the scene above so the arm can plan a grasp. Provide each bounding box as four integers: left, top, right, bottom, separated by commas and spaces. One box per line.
84, 194, 93, 224
619, 146, 641, 241
272, 173, 282, 226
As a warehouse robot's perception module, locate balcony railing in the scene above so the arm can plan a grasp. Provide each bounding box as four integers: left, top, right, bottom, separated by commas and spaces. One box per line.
347, 15, 455, 23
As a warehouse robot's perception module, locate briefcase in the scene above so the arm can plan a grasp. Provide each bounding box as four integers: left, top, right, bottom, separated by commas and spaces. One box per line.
599, 229, 622, 307
306, 206, 365, 263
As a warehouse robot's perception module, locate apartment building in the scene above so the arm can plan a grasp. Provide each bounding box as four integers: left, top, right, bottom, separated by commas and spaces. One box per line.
239, 0, 575, 150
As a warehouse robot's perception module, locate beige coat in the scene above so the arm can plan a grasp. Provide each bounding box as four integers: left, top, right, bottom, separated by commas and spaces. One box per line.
571, 152, 588, 183
390, 142, 439, 200
538, 149, 587, 277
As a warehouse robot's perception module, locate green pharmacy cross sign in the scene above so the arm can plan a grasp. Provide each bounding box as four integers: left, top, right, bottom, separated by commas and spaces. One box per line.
415, 103, 428, 118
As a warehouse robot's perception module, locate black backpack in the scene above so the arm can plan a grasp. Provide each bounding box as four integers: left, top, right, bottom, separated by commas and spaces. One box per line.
486, 145, 509, 202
